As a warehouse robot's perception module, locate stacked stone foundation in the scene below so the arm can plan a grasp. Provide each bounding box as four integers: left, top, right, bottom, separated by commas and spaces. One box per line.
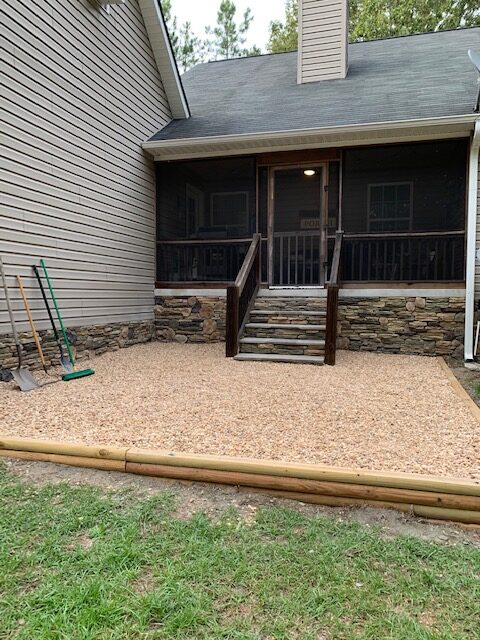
154, 296, 226, 343
154, 294, 465, 360
337, 296, 464, 359
0, 296, 466, 379
0, 320, 155, 380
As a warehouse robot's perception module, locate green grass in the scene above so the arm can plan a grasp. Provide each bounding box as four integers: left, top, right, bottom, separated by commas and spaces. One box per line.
0, 466, 479, 640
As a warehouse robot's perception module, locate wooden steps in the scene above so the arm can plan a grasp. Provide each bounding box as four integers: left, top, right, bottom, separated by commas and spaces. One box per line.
236, 294, 327, 365
234, 352, 325, 365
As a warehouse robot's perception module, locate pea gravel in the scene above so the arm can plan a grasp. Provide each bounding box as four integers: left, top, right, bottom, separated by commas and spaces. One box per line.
1, 343, 478, 480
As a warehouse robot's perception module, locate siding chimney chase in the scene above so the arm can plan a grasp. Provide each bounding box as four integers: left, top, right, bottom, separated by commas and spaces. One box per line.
297, 0, 348, 84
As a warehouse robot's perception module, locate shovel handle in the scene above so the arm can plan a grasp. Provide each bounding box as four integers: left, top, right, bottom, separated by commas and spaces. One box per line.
16, 275, 47, 371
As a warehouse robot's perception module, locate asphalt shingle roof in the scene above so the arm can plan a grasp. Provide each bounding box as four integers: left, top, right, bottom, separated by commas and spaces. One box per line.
149, 27, 480, 142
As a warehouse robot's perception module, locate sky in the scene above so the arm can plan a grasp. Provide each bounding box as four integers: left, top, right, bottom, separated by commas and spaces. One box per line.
169, 0, 287, 52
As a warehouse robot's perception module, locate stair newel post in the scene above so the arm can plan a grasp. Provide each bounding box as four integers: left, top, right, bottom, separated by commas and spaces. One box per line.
324, 230, 343, 366
226, 284, 239, 357
324, 284, 339, 365
255, 234, 261, 286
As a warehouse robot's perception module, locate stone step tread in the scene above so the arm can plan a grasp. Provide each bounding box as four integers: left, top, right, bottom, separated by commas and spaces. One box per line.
241, 337, 325, 346
234, 353, 325, 365
245, 322, 326, 331
252, 309, 326, 316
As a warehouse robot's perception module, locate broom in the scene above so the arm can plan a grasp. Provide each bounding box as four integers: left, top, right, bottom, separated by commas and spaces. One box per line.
39, 259, 94, 381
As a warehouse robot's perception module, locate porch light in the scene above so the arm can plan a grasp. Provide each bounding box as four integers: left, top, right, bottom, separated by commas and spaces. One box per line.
303, 169, 316, 176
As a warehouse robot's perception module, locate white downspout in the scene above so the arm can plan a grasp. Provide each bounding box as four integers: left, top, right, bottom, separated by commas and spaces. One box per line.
464, 120, 480, 362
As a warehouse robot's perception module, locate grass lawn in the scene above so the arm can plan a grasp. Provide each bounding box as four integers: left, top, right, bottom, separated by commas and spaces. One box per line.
0, 464, 479, 640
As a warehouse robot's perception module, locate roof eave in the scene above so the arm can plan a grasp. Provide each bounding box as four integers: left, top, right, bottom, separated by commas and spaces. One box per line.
143, 114, 478, 159
138, 0, 190, 120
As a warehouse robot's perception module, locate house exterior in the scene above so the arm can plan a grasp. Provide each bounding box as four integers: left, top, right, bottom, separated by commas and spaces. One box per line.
1, 0, 480, 370
0, 0, 187, 371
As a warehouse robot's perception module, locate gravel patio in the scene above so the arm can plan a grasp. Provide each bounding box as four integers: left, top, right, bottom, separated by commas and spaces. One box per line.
0, 343, 478, 480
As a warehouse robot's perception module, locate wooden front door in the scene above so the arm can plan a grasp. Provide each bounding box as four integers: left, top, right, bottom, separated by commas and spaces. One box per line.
268, 165, 327, 286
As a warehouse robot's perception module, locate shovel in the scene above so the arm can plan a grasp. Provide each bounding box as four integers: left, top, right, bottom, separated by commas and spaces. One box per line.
0, 257, 40, 392
33, 265, 73, 374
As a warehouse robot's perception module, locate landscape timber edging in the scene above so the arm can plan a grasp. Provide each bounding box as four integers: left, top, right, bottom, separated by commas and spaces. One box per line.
437, 357, 480, 423
0, 437, 479, 525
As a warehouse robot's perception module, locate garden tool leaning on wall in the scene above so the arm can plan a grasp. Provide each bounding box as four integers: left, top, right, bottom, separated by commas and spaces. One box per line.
0, 256, 40, 392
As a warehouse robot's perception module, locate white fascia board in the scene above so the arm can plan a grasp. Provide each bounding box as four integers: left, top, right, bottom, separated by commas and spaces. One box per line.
464, 119, 480, 362
142, 114, 477, 158
138, 0, 190, 120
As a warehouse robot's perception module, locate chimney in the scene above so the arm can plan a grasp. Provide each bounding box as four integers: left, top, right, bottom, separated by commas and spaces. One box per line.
297, 0, 348, 84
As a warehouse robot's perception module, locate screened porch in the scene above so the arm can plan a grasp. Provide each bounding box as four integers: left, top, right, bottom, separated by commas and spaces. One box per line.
155, 140, 467, 287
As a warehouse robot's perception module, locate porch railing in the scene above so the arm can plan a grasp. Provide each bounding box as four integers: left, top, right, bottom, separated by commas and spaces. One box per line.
342, 231, 465, 282
156, 239, 250, 285
226, 234, 261, 357
325, 231, 343, 366
273, 230, 323, 286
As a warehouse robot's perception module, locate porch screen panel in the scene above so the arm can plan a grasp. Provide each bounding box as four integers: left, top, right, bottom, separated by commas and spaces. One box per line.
342, 140, 467, 282
156, 157, 256, 282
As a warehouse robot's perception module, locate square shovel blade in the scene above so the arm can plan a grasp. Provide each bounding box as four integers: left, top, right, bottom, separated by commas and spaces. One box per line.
12, 367, 40, 392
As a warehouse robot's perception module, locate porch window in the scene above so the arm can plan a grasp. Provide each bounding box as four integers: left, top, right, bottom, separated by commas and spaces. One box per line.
367, 183, 413, 232
342, 139, 467, 282
156, 157, 256, 283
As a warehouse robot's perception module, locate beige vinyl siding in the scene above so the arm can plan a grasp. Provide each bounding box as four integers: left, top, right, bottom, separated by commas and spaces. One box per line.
0, 0, 172, 333
298, 0, 348, 84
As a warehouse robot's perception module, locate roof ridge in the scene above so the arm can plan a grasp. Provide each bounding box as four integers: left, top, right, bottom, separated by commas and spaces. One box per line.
200, 25, 480, 66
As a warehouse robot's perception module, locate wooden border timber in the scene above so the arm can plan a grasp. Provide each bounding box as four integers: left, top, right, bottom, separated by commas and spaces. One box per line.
437, 357, 480, 423
0, 437, 479, 524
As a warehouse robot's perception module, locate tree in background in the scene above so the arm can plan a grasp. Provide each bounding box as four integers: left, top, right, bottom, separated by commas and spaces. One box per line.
267, 0, 480, 53
350, 0, 479, 40
267, 0, 298, 53
161, 0, 179, 54
176, 22, 204, 72
206, 0, 260, 59
161, 0, 259, 70
161, 0, 205, 72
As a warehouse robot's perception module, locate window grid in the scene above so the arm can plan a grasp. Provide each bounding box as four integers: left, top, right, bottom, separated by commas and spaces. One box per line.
367, 182, 413, 232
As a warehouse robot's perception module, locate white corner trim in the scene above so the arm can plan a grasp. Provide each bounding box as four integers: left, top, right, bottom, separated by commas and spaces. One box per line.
138, 0, 190, 120
464, 120, 480, 361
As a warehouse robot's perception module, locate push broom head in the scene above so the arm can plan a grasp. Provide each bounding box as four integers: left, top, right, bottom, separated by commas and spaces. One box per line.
62, 368, 95, 381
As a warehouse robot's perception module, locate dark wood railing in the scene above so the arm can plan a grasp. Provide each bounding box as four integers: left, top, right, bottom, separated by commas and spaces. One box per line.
226, 234, 261, 357
156, 239, 250, 284
342, 231, 464, 282
325, 231, 343, 366
273, 230, 323, 286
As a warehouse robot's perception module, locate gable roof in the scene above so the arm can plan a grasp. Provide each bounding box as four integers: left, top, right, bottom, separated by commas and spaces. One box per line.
147, 27, 479, 141
138, 0, 190, 119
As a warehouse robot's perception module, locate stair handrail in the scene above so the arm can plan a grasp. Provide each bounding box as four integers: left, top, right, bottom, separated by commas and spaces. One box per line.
325, 230, 343, 365
226, 233, 261, 357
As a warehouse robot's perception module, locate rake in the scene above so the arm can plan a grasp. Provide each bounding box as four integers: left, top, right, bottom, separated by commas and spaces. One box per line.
39, 259, 94, 382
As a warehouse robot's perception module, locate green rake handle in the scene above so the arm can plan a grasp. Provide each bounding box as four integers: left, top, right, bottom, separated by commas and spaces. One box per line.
40, 259, 75, 368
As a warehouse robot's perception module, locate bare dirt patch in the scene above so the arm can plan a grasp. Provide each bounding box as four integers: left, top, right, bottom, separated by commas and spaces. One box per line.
4, 459, 480, 548
1, 343, 478, 479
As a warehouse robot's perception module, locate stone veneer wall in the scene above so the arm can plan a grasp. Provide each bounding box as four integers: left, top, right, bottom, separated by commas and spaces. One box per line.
0, 320, 155, 381
155, 296, 226, 343
337, 297, 465, 359
1, 296, 464, 379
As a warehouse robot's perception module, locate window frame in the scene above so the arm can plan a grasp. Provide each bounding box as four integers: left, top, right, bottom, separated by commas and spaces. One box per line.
367, 181, 413, 232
